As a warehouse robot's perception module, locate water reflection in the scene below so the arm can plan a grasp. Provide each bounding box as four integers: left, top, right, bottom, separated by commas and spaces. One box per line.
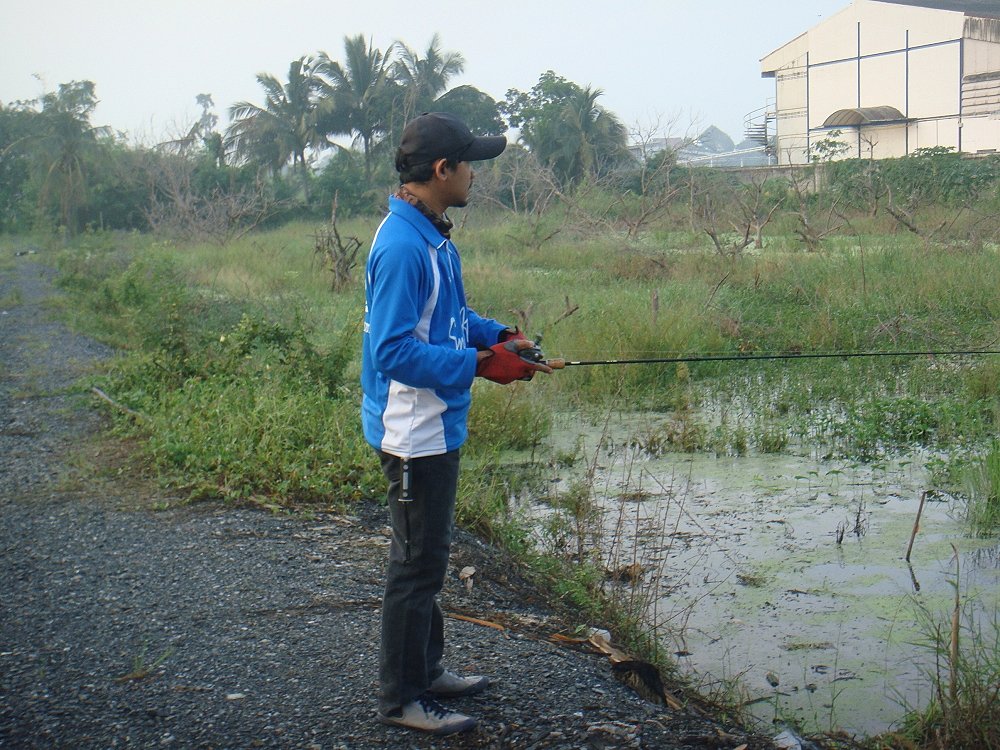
967, 543, 1000, 570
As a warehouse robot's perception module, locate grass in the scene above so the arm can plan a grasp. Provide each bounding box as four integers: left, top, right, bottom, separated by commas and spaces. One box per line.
877, 586, 1000, 750
115, 643, 174, 683
467, 232, 999, 441
51, 231, 378, 507
24, 198, 1000, 747
0, 287, 22, 309
964, 442, 1000, 534
45, 215, 999, 525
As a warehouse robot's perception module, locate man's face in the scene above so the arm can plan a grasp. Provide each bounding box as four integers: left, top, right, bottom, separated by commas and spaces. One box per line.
441, 160, 474, 209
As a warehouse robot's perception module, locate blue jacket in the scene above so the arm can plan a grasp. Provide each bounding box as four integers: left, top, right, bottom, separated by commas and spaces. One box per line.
361, 197, 505, 458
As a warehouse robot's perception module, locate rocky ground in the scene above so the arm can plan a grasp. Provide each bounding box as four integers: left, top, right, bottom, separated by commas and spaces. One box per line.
0, 252, 782, 749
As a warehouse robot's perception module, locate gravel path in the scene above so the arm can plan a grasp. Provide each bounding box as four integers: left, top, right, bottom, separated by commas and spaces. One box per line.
0, 252, 778, 749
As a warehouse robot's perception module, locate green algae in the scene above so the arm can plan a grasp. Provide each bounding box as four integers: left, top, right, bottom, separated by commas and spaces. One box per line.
530, 411, 1000, 737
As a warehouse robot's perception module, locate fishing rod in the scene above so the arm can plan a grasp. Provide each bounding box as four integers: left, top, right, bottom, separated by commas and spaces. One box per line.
520, 345, 1000, 369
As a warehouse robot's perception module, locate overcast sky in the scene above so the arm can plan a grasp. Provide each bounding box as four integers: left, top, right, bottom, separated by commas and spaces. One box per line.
2, 0, 849, 145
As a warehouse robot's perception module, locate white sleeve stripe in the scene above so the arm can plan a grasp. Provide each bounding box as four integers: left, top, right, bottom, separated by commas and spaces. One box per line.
413, 244, 439, 343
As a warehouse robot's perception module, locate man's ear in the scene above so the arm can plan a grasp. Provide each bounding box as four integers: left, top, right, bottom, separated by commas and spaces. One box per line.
432, 158, 451, 180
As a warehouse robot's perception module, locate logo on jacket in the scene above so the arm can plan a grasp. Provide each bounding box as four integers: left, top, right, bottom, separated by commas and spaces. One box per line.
448, 308, 470, 350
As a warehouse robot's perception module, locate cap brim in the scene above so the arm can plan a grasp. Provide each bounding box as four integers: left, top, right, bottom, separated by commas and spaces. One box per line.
460, 135, 507, 162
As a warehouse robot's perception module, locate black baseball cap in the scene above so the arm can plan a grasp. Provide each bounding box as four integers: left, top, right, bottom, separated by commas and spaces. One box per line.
395, 112, 507, 172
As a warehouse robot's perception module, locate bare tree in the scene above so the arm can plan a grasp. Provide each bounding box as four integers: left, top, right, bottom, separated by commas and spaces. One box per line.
855, 134, 889, 217
313, 194, 363, 292
690, 174, 748, 256
474, 147, 564, 250
688, 170, 784, 256
734, 172, 785, 249
883, 182, 961, 243
142, 152, 276, 245
788, 170, 843, 252
610, 122, 688, 239
958, 203, 1000, 251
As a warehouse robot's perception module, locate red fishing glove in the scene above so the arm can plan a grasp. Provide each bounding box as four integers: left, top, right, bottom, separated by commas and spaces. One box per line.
476, 340, 537, 384
499, 326, 528, 343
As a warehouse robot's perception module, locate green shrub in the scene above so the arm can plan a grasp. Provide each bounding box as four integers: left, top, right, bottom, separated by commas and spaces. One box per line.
67, 247, 379, 507
312, 149, 387, 218
98, 309, 377, 506
826, 150, 1000, 211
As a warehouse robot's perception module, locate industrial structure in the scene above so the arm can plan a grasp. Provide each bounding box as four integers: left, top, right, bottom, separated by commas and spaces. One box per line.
757, 0, 1000, 164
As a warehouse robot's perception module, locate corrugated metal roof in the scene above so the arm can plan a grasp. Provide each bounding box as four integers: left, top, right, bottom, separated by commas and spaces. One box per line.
872, 0, 1000, 16
822, 106, 908, 127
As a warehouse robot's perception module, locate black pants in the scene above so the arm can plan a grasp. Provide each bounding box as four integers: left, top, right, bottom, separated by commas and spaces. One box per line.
376, 449, 460, 715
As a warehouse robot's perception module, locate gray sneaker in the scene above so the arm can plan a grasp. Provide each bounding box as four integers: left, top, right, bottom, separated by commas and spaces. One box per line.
377, 695, 478, 735
427, 669, 491, 698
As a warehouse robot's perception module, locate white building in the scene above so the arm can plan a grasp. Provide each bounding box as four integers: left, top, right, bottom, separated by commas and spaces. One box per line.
761, 0, 1000, 164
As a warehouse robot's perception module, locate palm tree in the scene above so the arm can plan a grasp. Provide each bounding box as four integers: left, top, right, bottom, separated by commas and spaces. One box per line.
317, 35, 396, 181
27, 81, 109, 235
524, 82, 628, 186
558, 85, 628, 182
393, 34, 466, 123
225, 56, 330, 198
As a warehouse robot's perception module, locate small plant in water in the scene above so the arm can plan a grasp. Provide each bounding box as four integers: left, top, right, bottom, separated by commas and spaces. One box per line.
965, 442, 1000, 535
730, 425, 749, 456
735, 571, 768, 588
756, 425, 788, 454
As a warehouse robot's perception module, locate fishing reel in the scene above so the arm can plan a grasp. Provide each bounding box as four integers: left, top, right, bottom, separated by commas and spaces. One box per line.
516, 336, 565, 369
517, 336, 546, 363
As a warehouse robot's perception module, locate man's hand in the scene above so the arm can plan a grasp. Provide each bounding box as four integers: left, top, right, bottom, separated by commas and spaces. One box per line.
476, 339, 553, 384
498, 326, 527, 343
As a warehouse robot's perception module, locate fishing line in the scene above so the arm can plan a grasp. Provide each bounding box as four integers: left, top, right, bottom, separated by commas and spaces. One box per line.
543, 348, 1000, 368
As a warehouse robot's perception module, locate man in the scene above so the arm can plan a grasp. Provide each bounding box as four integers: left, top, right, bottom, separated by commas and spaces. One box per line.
361, 112, 552, 736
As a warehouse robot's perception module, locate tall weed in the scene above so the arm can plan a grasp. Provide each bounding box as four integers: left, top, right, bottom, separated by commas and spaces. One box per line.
887, 599, 1000, 749
467, 381, 552, 454
965, 442, 1000, 535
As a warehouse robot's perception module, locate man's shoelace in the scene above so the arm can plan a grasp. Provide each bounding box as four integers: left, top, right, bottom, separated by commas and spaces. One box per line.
417, 696, 450, 720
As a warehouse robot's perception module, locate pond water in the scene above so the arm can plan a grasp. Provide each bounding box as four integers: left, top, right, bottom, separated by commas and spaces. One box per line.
530, 412, 999, 737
